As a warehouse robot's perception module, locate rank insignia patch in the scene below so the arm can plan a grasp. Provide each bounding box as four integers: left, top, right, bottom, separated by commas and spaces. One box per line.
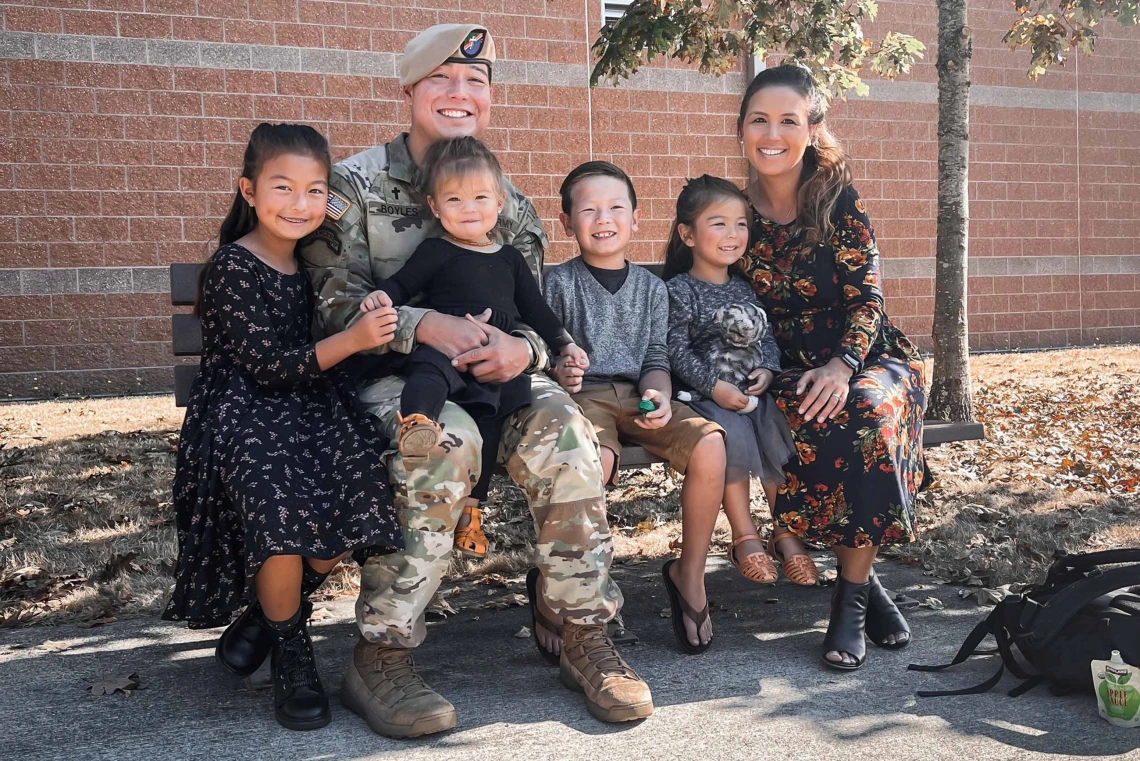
326, 190, 350, 221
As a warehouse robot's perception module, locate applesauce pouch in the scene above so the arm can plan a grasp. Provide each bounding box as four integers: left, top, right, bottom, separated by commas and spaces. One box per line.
1093, 650, 1140, 728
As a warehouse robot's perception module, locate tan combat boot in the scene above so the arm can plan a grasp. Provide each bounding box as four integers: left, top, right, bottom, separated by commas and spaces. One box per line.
341, 638, 457, 738
559, 622, 654, 722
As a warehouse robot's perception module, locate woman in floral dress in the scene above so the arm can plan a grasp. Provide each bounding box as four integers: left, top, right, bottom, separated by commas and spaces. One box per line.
735, 65, 927, 671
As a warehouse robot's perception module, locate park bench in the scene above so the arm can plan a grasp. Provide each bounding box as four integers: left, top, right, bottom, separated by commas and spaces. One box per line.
169, 262, 985, 457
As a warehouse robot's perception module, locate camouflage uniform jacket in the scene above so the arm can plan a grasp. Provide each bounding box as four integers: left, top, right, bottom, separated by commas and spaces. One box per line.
297, 133, 552, 385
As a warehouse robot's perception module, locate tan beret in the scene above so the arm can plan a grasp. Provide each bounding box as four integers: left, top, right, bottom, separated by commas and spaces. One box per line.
399, 24, 496, 88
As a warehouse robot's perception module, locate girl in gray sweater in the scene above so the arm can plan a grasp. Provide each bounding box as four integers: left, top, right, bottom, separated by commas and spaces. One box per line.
664, 176, 798, 586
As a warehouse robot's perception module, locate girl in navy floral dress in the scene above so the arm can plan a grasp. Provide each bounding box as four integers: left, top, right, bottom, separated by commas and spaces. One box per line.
163, 124, 402, 730
735, 65, 927, 671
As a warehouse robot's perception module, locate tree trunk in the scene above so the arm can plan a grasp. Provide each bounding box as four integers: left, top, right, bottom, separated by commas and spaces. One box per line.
930, 0, 975, 422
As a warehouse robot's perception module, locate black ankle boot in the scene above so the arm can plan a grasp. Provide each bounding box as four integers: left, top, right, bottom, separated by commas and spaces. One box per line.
821, 575, 870, 671
216, 598, 313, 677
215, 566, 328, 676
271, 619, 330, 731
835, 566, 912, 651
863, 568, 911, 650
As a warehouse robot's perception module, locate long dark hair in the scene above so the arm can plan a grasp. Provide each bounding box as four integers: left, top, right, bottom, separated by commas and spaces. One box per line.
737, 64, 851, 243
195, 122, 331, 314
662, 175, 751, 281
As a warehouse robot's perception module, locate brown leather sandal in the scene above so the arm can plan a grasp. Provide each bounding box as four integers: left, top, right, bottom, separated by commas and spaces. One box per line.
396, 412, 441, 458
768, 529, 819, 586
728, 533, 778, 585
454, 501, 488, 558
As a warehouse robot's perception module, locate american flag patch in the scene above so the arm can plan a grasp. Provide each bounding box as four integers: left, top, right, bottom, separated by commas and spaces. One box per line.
326, 190, 350, 221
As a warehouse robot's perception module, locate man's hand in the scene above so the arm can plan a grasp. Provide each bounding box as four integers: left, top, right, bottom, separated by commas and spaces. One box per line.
744, 368, 775, 395
451, 315, 532, 384
415, 309, 492, 359
711, 380, 751, 411
360, 290, 393, 312
551, 354, 585, 393
633, 388, 672, 430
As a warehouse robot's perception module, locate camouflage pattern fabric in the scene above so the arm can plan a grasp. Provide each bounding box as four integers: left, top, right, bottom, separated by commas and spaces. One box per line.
297, 133, 552, 368
297, 134, 618, 648
355, 372, 620, 647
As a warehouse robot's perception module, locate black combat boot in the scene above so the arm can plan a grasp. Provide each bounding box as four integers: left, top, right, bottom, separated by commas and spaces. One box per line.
215, 564, 328, 676
270, 616, 331, 730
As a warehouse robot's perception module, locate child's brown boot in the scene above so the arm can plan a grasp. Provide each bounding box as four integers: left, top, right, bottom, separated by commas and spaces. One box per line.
396, 413, 441, 458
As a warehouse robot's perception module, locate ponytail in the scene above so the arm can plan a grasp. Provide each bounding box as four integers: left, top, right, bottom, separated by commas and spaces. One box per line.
194, 122, 331, 315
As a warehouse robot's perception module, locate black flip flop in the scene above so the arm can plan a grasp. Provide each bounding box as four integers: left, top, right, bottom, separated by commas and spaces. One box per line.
661, 558, 712, 655
526, 567, 562, 667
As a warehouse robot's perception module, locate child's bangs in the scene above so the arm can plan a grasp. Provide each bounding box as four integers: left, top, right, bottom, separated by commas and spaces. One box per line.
429, 156, 504, 197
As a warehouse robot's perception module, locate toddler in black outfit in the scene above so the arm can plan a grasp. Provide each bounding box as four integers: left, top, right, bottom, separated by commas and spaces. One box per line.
361, 136, 587, 556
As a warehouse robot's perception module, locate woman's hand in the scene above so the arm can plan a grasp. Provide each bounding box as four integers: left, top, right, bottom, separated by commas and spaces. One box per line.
796, 357, 854, 422
711, 380, 751, 411
745, 368, 775, 395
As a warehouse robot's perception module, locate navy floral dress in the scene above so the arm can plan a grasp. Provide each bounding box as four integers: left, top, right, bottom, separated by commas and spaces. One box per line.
163, 243, 401, 628
739, 186, 927, 548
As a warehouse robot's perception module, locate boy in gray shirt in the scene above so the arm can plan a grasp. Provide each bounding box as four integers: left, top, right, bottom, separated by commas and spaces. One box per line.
544, 161, 727, 653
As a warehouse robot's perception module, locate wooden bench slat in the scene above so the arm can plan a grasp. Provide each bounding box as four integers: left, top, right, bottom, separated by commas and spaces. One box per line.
920, 419, 985, 445
174, 364, 197, 407
170, 263, 203, 306
171, 313, 203, 356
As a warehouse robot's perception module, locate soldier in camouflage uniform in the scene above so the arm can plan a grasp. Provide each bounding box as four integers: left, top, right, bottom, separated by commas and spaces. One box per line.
297, 24, 653, 737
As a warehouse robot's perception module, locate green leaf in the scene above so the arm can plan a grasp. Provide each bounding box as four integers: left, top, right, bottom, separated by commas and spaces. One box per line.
1121, 672, 1133, 685
588, 0, 926, 94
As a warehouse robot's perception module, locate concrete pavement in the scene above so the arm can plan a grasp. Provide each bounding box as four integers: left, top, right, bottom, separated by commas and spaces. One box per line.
2, 556, 1137, 761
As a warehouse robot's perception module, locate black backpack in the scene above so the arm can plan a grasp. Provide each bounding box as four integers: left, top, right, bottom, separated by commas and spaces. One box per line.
910, 549, 1140, 698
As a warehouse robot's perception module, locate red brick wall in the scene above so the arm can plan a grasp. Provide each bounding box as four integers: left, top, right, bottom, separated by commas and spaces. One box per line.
1, 0, 1138, 399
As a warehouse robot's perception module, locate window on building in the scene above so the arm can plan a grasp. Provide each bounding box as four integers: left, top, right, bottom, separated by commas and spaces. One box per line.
603, 0, 632, 23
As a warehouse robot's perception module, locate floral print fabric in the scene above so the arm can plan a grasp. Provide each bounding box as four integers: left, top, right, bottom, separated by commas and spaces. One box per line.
163, 244, 401, 628
739, 186, 927, 548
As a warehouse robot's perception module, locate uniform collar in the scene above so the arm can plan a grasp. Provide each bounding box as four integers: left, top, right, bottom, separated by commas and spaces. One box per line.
388, 133, 417, 183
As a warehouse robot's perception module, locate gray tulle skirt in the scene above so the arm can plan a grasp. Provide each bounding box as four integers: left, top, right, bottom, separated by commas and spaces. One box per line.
688, 395, 795, 484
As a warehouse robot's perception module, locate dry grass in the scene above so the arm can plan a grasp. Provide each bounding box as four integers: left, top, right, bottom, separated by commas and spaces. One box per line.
3, 345, 1139, 627
897, 346, 1140, 585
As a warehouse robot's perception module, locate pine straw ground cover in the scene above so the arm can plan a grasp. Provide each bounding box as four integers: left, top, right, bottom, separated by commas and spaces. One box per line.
2, 345, 1138, 629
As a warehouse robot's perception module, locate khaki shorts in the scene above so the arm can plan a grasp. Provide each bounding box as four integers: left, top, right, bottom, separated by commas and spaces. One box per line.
573, 381, 723, 483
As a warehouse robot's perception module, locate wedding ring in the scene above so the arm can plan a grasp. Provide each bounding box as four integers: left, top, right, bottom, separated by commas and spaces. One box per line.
830, 393, 842, 399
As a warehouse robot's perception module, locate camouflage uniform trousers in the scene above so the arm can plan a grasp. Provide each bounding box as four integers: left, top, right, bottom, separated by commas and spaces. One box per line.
355, 371, 623, 648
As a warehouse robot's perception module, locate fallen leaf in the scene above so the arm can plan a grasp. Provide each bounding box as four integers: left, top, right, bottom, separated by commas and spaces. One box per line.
38, 640, 72, 653
484, 593, 526, 610
513, 626, 531, 639
659, 607, 672, 618
918, 597, 945, 610
89, 672, 142, 697
78, 615, 117, 629
309, 607, 334, 621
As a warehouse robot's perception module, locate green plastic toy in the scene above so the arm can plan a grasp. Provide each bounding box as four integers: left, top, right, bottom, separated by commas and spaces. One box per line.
638, 399, 656, 415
